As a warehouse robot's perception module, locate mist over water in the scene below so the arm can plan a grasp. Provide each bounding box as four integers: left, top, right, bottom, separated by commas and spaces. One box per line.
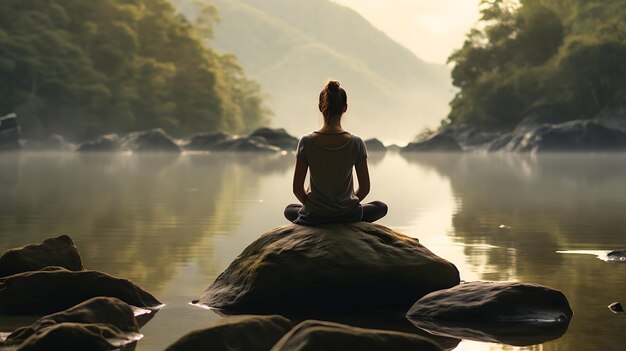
1, 152, 626, 350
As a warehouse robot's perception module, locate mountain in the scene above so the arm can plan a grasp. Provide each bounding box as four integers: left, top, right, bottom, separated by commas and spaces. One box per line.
174, 0, 453, 142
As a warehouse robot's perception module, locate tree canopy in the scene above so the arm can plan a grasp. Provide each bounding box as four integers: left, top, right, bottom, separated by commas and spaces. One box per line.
447, 0, 626, 129
0, 0, 271, 139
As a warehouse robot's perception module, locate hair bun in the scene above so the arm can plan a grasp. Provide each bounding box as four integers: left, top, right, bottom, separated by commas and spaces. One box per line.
326, 80, 341, 92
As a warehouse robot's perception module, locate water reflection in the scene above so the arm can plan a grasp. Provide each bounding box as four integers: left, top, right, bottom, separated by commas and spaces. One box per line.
402, 153, 626, 350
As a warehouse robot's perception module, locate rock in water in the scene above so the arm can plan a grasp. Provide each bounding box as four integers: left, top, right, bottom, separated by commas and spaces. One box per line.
165, 315, 292, 351
182, 132, 236, 151
402, 133, 462, 152
194, 223, 460, 313
120, 128, 182, 153
271, 320, 442, 351
4, 297, 140, 348
0, 267, 162, 315
364, 138, 386, 152
0, 113, 20, 151
249, 128, 298, 151
76, 134, 121, 152
0, 235, 84, 277
407, 281, 573, 323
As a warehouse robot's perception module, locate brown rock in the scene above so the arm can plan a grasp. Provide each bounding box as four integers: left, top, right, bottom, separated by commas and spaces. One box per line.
0, 235, 83, 277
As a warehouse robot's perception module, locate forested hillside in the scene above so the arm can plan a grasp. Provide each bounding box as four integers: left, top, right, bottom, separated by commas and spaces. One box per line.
0, 0, 270, 139
448, 0, 626, 129
173, 0, 452, 141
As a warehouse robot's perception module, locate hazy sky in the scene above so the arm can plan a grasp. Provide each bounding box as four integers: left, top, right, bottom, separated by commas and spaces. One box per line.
332, 0, 481, 64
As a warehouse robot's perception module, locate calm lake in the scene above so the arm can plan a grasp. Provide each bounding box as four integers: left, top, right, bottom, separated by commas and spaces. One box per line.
1, 151, 626, 350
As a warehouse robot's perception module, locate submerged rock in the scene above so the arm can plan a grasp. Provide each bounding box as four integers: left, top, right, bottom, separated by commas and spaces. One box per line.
120, 128, 181, 153
271, 320, 442, 351
364, 138, 386, 152
182, 132, 236, 151
77, 134, 121, 152
402, 133, 462, 152
0, 235, 83, 277
249, 128, 298, 151
165, 315, 292, 351
0, 113, 20, 151
194, 223, 460, 313
4, 297, 140, 349
407, 281, 573, 323
0, 267, 162, 315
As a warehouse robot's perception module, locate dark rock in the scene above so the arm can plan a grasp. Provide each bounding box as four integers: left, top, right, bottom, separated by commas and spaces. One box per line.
182, 132, 236, 151
0, 267, 162, 315
194, 223, 460, 313
608, 302, 624, 313
165, 315, 292, 351
271, 320, 442, 351
385, 144, 401, 152
0, 113, 20, 151
212, 136, 281, 153
120, 128, 182, 153
364, 138, 386, 152
489, 119, 626, 152
0, 235, 84, 277
77, 134, 121, 152
402, 133, 462, 152
607, 250, 626, 262
407, 281, 573, 323
5, 297, 140, 347
21, 135, 75, 151
3, 323, 140, 351
249, 128, 298, 151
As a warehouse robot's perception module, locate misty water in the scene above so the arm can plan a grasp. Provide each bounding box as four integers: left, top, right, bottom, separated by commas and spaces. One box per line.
1, 151, 626, 350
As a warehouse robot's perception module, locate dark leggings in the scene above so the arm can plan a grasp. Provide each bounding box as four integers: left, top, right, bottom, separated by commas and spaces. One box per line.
284, 201, 388, 223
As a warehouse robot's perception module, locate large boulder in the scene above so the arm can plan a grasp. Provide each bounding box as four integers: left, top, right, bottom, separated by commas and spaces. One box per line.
165, 315, 292, 351
4, 297, 141, 350
0, 235, 84, 277
249, 128, 298, 151
0, 267, 162, 315
402, 133, 462, 152
271, 320, 442, 351
77, 134, 121, 152
120, 128, 182, 153
406, 281, 573, 323
182, 132, 236, 151
0, 113, 20, 151
212, 136, 282, 153
489, 119, 626, 152
194, 223, 460, 313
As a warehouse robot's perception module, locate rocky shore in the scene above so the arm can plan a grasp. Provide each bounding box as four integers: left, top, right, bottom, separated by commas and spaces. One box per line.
0, 223, 574, 350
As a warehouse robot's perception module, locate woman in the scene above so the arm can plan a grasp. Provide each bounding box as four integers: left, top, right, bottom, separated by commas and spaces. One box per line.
284, 80, 388, 225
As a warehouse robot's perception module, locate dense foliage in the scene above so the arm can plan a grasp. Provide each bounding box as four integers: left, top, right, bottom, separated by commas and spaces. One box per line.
0, 0, 270, 138
448, 0, 626, 129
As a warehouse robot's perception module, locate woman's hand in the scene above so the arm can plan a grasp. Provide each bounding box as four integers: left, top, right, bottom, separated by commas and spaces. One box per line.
292, 157, 309, 204
354, 158, 370, 201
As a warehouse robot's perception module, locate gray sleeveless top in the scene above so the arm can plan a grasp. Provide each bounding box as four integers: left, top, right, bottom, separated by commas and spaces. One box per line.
296, 133, 368, 217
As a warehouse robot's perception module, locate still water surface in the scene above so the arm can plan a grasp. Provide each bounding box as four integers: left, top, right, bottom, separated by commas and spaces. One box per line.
1, 152, 626, 350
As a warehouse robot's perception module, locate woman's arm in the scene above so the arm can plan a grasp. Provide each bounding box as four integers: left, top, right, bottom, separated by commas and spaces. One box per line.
354, 158, 370, 201
292, 157, 309, 204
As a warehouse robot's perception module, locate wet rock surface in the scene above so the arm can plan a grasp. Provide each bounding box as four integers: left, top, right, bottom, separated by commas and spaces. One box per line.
4, 297, 141, 350
165, 315, 292, 351
407, 281, 573, 323
77, 134, 121, 152
249, 128, 298, 151
0, 267, 162, 315
195, 222, 460, 313
271, 320, 442, 351
120, 128, 181, 153
0, 235, 83, 278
